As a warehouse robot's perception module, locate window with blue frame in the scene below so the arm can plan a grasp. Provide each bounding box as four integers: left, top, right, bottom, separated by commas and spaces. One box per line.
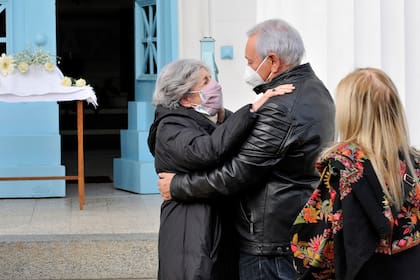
0, 0, 7, 54
136, 0, 157, 78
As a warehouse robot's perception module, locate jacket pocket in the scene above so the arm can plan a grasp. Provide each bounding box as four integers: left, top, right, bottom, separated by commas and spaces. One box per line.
239, 200, 255, 234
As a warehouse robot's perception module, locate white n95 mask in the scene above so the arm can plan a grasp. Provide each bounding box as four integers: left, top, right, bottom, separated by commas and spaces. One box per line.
243, 56, 269, 88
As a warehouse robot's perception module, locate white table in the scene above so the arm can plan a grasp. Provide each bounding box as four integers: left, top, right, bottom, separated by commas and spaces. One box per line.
0, 66, 97, 210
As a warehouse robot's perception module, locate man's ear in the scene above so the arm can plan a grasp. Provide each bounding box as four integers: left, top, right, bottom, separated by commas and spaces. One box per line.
268, 52, 282, 74
269, 52, 290, 74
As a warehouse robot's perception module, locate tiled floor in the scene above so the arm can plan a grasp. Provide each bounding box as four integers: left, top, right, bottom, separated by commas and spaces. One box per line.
0, 182, 161, 237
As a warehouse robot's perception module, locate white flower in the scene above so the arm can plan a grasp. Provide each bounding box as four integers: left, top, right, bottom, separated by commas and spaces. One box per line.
17, 62, 29, 73
61, 76, 72, 87
0, 53, 15, 76
44, 62, 54, 72
75, 78, 86, 87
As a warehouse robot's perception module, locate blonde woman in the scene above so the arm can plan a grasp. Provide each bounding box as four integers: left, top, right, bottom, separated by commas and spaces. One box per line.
291, 68, 420, 279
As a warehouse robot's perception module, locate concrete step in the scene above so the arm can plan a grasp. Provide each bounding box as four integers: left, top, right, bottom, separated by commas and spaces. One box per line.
0, 233, 158, 280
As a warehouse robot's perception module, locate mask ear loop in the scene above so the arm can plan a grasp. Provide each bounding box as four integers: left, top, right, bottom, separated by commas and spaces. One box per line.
265, 71, 273, 82
180, 91, 197, 108
256, 56, 273, 82
188, 90, 205, 108
255, 56, 269, 73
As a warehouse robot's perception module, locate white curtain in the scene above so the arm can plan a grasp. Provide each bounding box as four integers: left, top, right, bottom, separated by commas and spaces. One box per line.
257, 0, 420, 147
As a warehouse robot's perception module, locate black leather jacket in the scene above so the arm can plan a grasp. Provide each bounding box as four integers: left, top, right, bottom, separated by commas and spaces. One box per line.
170, 63, 335, 255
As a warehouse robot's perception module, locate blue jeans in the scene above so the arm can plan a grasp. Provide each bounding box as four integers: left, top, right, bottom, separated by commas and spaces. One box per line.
239, 252, 296, 280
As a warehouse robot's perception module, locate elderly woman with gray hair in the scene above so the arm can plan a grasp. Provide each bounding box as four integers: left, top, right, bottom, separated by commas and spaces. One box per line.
147, 58, 293, 280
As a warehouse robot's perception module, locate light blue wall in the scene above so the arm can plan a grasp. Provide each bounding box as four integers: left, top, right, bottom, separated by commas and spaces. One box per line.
10, 0, 56, 53
0, 0, 65, 197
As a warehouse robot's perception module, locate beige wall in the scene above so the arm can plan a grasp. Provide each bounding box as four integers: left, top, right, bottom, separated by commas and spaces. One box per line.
257, 0, 420, 147
178, 0, 420, 147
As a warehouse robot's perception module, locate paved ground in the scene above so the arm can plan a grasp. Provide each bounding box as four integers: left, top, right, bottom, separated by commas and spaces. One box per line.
0, 150, 161, 279
0, 149, 161, 237
0, 183, 161, 280
0, 182, 161, 236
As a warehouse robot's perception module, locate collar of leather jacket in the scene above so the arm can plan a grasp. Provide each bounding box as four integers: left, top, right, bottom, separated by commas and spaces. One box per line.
253, 62, 314, 94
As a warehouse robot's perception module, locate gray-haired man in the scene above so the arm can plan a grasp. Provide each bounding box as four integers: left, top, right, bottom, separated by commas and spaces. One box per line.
158, 18, 335, 280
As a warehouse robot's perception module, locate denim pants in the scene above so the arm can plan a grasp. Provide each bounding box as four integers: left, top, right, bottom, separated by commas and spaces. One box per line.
239, 252, 296, 280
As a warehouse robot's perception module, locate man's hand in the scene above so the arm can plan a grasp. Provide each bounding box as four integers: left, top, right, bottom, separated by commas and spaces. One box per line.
158, 172, 176, 200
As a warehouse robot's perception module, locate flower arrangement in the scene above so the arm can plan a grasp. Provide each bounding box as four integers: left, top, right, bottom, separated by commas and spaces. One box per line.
0, 49, 55, 76
61, 76, 86, 87
0, 49, 86, 87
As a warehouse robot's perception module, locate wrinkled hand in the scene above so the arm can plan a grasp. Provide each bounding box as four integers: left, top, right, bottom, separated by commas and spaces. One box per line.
252, 83, 295, 111
158, 172, 176, 200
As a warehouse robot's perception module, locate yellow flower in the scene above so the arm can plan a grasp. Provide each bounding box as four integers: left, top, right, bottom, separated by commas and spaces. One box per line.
75, 78, 86, 87
0, 53, 15, 76
44, 62, 54, 72
61, 76, 72, 87
17, 62, 29, 73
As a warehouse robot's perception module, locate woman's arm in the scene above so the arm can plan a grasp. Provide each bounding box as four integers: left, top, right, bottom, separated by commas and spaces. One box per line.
155, 84, 295, 172
158, 101, 295, 200
153, 106, 255, 172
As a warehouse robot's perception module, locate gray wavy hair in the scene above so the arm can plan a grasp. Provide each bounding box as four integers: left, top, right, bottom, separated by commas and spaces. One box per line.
152, 59, 210, 109
247, 19, 305, 67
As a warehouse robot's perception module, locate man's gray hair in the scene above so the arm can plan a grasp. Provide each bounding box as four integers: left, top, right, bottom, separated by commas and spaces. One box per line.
152, 59, 210, 109
247, 19, 305, 67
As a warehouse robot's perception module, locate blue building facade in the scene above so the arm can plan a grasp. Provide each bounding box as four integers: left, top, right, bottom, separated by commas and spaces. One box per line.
0, 0, 180, 197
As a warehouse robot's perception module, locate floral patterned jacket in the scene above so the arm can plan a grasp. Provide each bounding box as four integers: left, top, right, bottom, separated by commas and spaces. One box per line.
290, 143, 420, 280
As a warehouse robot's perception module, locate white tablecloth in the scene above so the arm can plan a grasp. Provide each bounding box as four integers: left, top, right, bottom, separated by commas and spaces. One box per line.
0, 66, 97, 106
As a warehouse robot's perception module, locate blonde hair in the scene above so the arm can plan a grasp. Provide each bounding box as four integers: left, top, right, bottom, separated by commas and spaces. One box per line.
325, 67, 419, 209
